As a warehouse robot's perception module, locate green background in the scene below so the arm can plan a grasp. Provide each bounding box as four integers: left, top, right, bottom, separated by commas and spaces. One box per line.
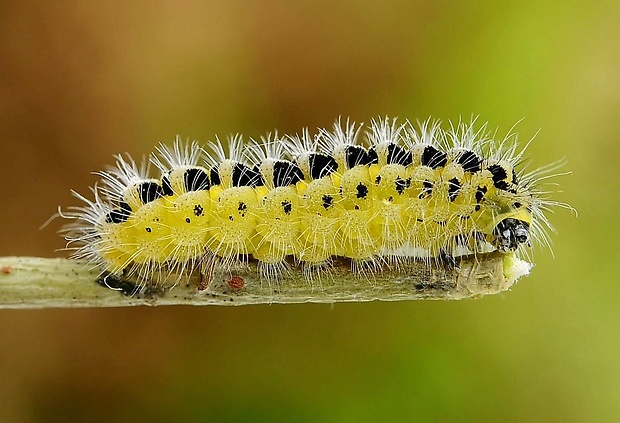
0, 1, 617, 421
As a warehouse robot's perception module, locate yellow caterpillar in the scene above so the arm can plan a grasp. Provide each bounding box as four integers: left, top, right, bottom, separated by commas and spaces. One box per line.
60, 117, 565, 286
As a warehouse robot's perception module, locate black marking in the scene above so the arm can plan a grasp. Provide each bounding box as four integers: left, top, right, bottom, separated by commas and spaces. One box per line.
375, 175, 381, 184
307, 153, 338, 179
495, 180, 512, 191
322, 195, 333, 209
281, 200, 292, 215
238, 202, 247, 212
475, 205, 481, 212
488, 164, 516, 192
138, 182, 163, 204
456, 150, 481, 173
120, 202, 132, 213
488, 164, 508, 183
345, 146, 372, 168
145, 227, 152, 233
475, 186, 487, 203
512, 169, 519, 185
354, 205, 360, 210
194, 204, 204, 216
233, 163, 261, 187
513, 202, 522, 209
367, 148, 379, 164
386, 144, 413, 166
252, 165, 264, 186
394, 177, 410, 195
419, 180, 433, 199
185, 217, 191, 223
356, 183, 369, 199
447, 177, 461, 202
105, 203, 131, 224
184, 168, 210, 192
273, 161, 304, 187
421, 146, 447, 169
161, 174, 174, 196
210, 167, 221, 185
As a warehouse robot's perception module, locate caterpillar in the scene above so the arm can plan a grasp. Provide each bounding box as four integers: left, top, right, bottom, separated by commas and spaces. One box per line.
59, 117, 565, 290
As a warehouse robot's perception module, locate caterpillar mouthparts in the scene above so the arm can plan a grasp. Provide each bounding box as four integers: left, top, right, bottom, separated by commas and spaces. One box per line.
59, 116, 568, 291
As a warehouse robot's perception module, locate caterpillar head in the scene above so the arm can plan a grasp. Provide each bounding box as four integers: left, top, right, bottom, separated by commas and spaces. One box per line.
490, 208, 532, 251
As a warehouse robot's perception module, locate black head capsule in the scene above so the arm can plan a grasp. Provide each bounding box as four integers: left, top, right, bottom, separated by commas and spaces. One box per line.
492, 218, 531, 251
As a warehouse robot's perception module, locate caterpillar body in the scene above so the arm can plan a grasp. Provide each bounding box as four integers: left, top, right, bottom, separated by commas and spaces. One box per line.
60, 117, 563, 289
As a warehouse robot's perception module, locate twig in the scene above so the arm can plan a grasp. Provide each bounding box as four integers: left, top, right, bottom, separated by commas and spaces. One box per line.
0, 252, 530, 309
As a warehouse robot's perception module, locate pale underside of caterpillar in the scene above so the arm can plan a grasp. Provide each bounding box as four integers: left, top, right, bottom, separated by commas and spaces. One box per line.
60, 117, 562, 287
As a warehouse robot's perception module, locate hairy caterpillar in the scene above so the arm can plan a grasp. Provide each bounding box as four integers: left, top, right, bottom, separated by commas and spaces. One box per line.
60, 117, 566, 290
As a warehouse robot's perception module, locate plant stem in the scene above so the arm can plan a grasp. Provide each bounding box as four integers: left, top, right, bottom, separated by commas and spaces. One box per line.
0, 252, 529, 309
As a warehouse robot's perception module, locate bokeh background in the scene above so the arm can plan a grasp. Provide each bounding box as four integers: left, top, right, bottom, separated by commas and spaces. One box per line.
0, 1, 618, 421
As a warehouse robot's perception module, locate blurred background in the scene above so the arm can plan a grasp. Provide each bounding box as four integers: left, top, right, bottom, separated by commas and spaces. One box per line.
0, 0, 618, 421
